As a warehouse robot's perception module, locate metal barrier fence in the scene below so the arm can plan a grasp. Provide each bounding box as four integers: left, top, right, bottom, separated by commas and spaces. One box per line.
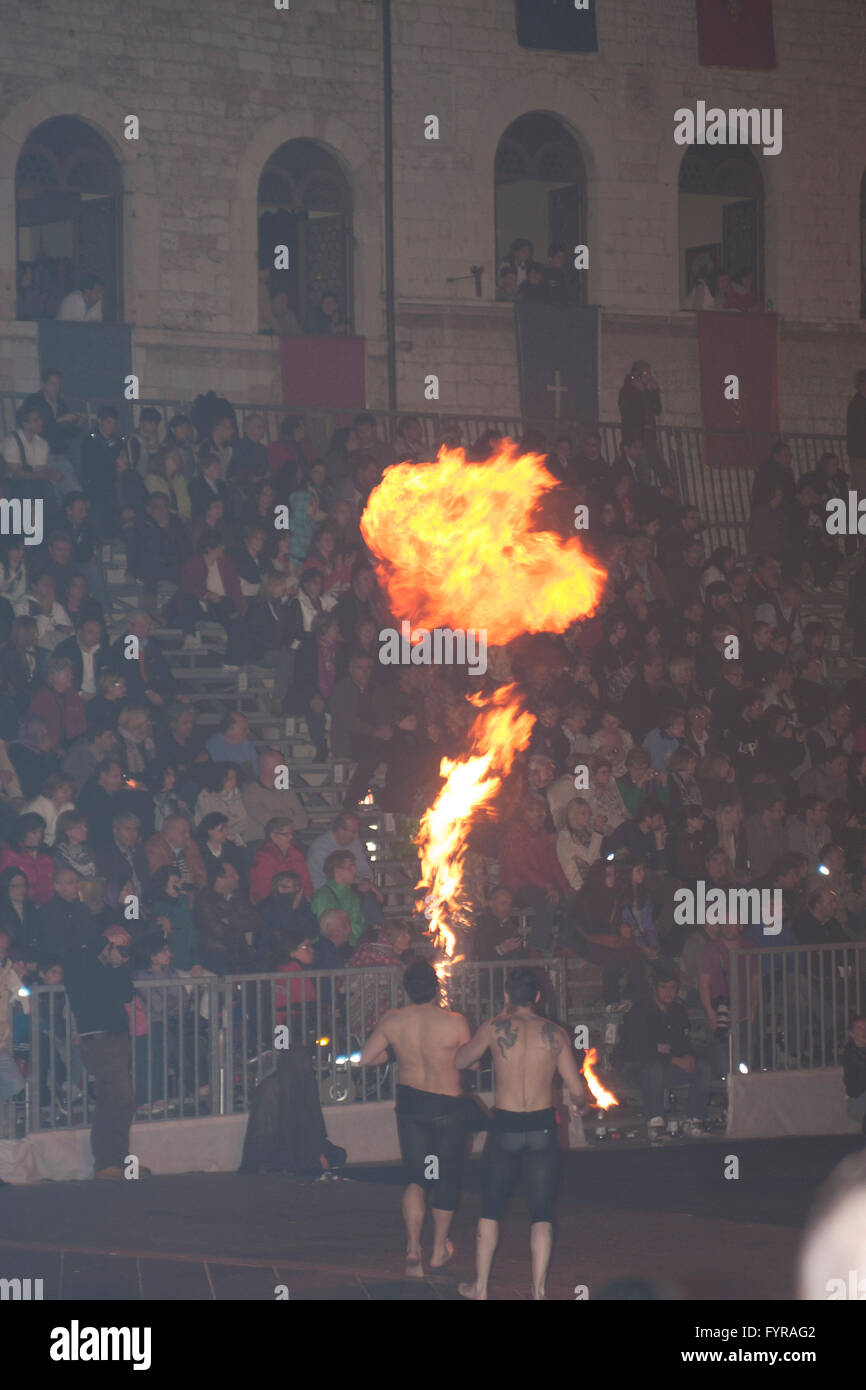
729, 942, 866, 1074
23, 960, 567, 1133
0, 390, 846, 554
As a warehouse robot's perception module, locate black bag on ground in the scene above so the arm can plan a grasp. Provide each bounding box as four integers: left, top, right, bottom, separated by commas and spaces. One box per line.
239, 1043, 347, 1176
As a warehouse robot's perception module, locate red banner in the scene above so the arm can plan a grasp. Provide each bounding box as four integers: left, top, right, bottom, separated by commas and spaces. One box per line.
698, 311, 779, 468
279, 336, 366, 409
696, 0, 776, 69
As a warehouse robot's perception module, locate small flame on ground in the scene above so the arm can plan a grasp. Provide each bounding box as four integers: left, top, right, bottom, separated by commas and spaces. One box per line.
582, 1047, 619, 1110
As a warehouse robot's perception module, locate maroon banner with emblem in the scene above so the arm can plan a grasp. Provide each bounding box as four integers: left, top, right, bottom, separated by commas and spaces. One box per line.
279, 336, 366, 409
698, 311, 779, 469
696, 0, 776, 69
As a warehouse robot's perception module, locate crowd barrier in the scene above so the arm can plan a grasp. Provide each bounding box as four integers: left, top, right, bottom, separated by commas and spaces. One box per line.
21, 960, 567, 1134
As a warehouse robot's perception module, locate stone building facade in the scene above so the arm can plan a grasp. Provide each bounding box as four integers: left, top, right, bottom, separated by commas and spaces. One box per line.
0, 0, 864, 436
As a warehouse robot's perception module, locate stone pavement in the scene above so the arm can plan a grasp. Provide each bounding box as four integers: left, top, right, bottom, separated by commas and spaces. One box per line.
0, 1135, 860, 1301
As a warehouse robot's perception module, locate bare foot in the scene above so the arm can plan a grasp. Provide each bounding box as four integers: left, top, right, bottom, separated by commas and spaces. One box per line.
430, 1239, 455, 1270
405, 1254, 424, 1279
458, 1281, 487, 1300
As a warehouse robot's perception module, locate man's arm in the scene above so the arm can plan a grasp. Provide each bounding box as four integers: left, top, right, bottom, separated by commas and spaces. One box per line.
360, 1013, 394, 1066
455, 1019, 492, 1071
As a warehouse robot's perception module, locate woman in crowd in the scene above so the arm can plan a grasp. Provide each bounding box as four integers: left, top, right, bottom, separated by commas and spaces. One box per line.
51, 810, 100, 880
0, 812, 54, 905
146, 447, 192, 522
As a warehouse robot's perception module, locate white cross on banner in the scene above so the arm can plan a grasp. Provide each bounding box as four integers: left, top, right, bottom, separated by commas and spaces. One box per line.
514, 301, 599, 429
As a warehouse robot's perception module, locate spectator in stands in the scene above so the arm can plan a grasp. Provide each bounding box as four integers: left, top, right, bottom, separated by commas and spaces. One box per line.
16, 573, 73, 656
499, 797, 571, 954
311, 906, 353, 969
619, 967, 711, 1137
194, 762, 255, 848
20, 369, 83, 467
146, 814, 207, 894
51, 810, 99, 880
205, 711, 259, 782
197, 812, 246, 886
23, 772, 75, 846
78, 758, 128, 850
127, 407, 163, 477
242, 747, 309, 844
7, 715, 56, 799
331, 653, 397, 808
197, 410, 236, 474
787, 796, 831, 869
148, 864, 197, 971
81, 406, 126, 533
56, 272, 103, 322
310, 848, 368, 945
34, 865, 96, 959
146, 446, 192, 522
27, 657, 87, 752
250, 817, 312, 904
174, 531, 242, 653
98, 813, 148, 902
0, 866, 37, 956
130, 494, 190, 610
193, 860, 258, 973
0, 812, 54, 905
55, 617, 109, 701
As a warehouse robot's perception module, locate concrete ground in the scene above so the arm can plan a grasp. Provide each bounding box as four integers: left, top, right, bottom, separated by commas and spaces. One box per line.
1, 1134, 861, 1301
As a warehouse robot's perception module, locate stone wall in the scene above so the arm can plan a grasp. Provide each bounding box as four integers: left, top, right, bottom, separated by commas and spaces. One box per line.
0, 0, 864, 431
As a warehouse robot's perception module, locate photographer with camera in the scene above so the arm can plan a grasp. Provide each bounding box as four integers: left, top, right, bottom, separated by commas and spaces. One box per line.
698, 917, 760, 1077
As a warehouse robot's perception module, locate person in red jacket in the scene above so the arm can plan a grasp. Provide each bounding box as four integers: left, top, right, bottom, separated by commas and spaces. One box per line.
498, 797, 573, 956
0, 813, 55, 905
27, 658, 87, 751
250, 818, 313, 903
173, 529, 243, 653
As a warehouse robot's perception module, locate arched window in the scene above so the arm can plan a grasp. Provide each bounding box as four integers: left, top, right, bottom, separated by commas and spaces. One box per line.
257, 140, 353, 335
494, 113, 587, 303
15, 117, 122, 321
678, 147, 764, 310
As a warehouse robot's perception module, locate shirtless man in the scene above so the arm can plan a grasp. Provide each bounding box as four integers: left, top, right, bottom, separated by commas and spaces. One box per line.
360, 960, 471, 1277
455, 966, 589, 1301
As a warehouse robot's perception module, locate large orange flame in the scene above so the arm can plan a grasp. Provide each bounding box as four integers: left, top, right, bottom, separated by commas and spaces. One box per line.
360, 442, 606, 967
361, 444, 605, 642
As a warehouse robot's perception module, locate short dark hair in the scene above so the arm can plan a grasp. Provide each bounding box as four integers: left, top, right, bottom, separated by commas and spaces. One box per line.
81, 273, 104, 291
403, 961, 438, 1004
505, 967, 541, 1007
323, 849, 354, 879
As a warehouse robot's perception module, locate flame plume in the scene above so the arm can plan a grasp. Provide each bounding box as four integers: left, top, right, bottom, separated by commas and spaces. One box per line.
361, 443, 606, 965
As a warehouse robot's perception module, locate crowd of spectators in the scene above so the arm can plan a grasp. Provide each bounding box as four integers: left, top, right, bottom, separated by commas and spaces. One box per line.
1, 358, 866, 1143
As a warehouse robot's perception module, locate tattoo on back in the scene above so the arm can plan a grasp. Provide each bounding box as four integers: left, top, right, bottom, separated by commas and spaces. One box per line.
542, 1022, 561, 1054
493, 1017, 519, 1058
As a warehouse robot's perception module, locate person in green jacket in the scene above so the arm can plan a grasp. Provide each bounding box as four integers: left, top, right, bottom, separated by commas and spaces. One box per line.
311, 850, 366, 944
616, 747, 670, 820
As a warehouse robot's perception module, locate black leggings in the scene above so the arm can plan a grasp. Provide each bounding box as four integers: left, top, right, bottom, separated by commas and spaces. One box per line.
395, 1085, 466, 1213
480, 1108, 559, 1224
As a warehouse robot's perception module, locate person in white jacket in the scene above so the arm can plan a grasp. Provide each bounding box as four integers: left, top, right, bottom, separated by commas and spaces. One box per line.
556, 798, 603, 893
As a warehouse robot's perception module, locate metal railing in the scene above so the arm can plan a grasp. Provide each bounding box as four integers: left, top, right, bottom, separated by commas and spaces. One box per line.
729, 942, 866, 1074
0, 389, 847, 553
21, 960, 566, 1133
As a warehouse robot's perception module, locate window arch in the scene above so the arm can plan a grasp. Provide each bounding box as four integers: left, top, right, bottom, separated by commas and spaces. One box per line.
678, 146, 764, 310
494, 112, 587, 303
15, 117, 121, 321
257, 139, 353, 335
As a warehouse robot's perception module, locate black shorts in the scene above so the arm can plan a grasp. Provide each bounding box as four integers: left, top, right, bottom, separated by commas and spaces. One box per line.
480, 1107, 560, 1224
395, 1084, 466, 1212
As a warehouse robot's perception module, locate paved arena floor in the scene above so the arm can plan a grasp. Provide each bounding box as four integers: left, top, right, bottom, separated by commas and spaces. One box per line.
0, 1135, 861, 1301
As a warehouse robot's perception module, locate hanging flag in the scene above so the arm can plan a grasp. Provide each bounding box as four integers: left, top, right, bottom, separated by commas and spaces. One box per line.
696, 0, 776, 69
279, 336, 366, 410
514, 302, 599, 430
697, 311, 778, 468
515, 0, 598, 54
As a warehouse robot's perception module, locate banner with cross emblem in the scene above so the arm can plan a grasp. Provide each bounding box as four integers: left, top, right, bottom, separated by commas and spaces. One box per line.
514, 301, 599, 432
696, 0, 776, 68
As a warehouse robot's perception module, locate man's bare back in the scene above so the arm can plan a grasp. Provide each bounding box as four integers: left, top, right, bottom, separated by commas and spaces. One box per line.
367, 1002, 471, 1094
458, 1007, 586, 1112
